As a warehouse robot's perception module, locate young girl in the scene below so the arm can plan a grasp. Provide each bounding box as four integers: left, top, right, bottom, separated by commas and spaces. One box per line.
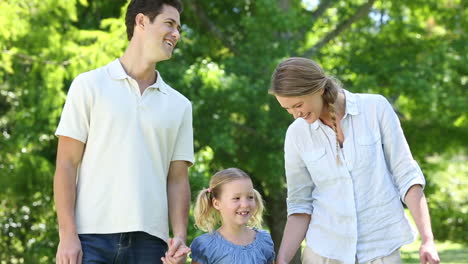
190, 168, 275, 264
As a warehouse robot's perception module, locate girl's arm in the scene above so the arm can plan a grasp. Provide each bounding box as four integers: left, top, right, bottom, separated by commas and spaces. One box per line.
276, 213, 311, 264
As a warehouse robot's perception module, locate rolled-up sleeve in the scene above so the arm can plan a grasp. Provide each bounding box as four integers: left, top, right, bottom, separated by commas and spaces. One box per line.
378, 95, 425, 203
284, 126, 315, 216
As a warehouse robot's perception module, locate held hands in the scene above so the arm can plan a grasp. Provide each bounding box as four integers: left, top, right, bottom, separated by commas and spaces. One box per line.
56, 234, 83, 264
419, 240, 440, 264
161, 237, 191, 264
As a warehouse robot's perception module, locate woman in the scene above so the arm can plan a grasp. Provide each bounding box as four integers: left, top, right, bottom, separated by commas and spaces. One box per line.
270, 57, 440, 264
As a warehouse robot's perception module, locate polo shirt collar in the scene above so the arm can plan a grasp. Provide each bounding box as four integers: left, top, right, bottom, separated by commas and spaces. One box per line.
107, 59, 130, 80
151, 71, 168, 94
107, 59, 168, 94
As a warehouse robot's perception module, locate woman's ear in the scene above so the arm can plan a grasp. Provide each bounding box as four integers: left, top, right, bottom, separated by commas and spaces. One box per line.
319, 87, 325, 96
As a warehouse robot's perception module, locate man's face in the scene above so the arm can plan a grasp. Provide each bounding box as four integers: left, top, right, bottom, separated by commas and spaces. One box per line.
142, 4, 181, 62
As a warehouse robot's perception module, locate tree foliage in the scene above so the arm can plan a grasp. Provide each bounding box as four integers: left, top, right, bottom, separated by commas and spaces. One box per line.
1, 0, 466, 262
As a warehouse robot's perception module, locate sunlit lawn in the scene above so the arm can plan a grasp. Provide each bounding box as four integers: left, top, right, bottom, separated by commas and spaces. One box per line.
400, 209, 468, 264
401, 240, 467, 264
185, 239, 467, 264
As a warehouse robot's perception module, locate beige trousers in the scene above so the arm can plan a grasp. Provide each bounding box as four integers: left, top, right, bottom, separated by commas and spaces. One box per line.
301, 246, 402, 264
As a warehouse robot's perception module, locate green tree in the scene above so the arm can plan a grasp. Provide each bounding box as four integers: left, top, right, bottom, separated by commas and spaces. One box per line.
1, 0, 466, 263
174, 0, 467, 261
0, 0, 128, 262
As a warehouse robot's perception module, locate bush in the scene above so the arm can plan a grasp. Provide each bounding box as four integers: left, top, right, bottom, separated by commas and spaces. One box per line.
426, 155, 468, 245
0, 192, 57, 264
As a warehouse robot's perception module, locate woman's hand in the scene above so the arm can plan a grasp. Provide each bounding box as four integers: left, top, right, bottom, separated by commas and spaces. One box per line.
419, 239, 440, 264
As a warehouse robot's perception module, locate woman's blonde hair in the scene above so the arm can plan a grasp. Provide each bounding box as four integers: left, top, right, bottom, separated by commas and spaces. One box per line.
269, 57, 343, 164
193, 168, 265, 233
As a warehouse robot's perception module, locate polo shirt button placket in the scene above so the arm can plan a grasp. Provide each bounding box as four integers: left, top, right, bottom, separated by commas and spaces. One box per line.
137, 92, 146, 111
129, 79, 143, 111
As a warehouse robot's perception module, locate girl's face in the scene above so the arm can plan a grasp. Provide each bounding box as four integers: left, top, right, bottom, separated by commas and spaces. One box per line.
275, 88, 325, 124
213, 178, 257, 228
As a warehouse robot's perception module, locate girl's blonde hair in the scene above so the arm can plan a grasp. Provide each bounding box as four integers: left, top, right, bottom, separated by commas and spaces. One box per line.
193, 168, 264, 233
269, 57, 343, 164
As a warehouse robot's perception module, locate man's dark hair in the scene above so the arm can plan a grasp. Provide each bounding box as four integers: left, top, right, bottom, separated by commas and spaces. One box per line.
125, 0, 183, 40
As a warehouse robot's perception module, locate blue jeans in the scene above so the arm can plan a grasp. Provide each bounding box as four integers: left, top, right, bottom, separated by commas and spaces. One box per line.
79, 232, 168, 264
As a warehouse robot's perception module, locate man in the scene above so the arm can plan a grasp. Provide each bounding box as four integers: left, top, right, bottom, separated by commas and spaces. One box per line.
54, 1, 193, 263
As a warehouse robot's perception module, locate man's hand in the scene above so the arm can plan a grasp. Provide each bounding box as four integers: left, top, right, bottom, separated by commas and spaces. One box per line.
166, 160, 191, 263
161, 237, 191, 264
56, 234, 82, 264
420, 240, 440, 264
54, 137, 84, 264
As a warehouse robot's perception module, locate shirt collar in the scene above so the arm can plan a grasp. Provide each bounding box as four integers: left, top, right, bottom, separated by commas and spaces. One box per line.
309, 89, 359, 130
107, 59, 168, 94
343, 89, 359, 116
107, 59, 130, 80
311, 120, 320, 130
151, 70, 168, 94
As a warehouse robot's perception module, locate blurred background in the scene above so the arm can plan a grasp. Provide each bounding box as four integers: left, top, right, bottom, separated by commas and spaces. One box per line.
0, 0, 466, 263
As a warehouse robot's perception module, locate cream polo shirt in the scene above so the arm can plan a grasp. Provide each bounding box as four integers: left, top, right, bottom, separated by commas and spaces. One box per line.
284, 90, 425, 263
56, 59, 194, 242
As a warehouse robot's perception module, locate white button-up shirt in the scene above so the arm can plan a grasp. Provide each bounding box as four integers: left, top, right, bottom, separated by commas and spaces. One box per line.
284, 90, 425, 264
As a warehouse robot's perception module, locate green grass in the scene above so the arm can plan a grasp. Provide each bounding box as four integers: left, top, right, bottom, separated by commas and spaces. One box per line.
400, 209, 468, 263
185, 240, 467, 263
401, 240, 468, 264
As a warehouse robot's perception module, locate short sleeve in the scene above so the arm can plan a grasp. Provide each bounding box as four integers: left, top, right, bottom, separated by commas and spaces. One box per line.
190, 235, 209, 264
171, 102, 195, 166
55, 74, 91, 143
260, 230, 276, 264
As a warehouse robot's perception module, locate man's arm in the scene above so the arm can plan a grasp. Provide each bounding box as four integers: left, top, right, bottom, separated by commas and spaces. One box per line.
54, 136, 85, 264
166, 160, 191, 263
405, 185, 440, 264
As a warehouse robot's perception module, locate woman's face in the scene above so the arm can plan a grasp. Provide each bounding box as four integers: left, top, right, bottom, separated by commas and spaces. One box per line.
275, 89, 325, 124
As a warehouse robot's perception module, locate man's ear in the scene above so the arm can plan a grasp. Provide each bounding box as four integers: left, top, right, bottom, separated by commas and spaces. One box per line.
135, 13, 146, 29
